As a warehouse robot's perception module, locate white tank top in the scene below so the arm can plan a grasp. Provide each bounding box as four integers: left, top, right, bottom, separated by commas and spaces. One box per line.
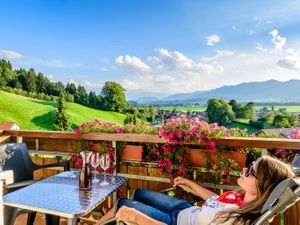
177, 195, 239, 225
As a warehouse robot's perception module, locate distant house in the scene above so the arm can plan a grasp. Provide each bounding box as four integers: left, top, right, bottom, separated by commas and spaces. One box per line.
255, 128, 299, 139
0, 122, 20, 130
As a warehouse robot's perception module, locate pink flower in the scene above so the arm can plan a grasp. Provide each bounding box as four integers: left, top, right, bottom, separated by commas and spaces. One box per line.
210, 149, 217, 156
211, 163, 218, 170
179, 140, 184, 146
176, 131, 183, 139
167, 133, 175, 141
291, 130, 300, 139
210, 142, 216, 149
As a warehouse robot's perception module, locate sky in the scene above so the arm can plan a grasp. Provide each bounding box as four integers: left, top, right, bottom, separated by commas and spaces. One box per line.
1, 0, 300, 99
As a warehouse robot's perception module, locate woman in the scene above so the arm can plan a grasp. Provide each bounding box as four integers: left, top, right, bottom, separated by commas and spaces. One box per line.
111, 156, 295, 225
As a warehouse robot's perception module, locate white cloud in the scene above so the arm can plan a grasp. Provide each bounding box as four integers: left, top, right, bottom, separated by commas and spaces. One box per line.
36, 59, 83, 68
249, 30, 254, 36
121, 79, 142, 90
277, 49, 300, 70
115, 55, 150, 74
21, 58, 83, 68
255, 42, 268, 52
206, 34, 220, 46
116, 48, 224, 93
270, 29, 286, 50
68, 79, 78, 87
0, 50, 23, 60
202, 50, 234, 62
84, 80, 103, 89
98, 66, 111, 72
45, 74, 54, 82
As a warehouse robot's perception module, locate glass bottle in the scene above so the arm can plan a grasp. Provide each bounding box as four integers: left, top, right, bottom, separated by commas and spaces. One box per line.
79, 151, 92, 189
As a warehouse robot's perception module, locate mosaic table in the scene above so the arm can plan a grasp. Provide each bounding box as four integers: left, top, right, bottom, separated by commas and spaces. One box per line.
3, 171, 127, 225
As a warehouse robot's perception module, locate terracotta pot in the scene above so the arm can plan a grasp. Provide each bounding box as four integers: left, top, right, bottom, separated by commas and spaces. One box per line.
120, 145, 143, 161
227, 151, 247, 168
189, 149, 210, 167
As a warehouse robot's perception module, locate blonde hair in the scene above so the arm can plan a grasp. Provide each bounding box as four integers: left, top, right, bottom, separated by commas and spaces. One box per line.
214, 155, 295, 225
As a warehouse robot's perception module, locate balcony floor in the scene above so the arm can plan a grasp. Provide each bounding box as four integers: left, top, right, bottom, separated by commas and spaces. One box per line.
14, 213, 68, 225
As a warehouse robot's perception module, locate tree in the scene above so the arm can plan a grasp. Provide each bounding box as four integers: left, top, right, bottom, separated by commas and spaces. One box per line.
65, 82, 77, 95
25, 68, 37, 93
273, 114, 290, 128
243, 102, 256, 120
229, 99, 243, 118
149, 106, 156, 123
75, 85, 89, 106
187, 109, 191, 116
54, 96, 71, 131
206, 98, 234, 125
101, 81, 129, 112
36, 72, 50, 94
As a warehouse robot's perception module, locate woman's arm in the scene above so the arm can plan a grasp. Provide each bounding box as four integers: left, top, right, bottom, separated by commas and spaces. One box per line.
116, 206, 167, 225
174, 176, 216, 201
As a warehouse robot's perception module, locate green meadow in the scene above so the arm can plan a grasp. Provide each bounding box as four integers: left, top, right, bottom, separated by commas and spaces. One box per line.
0, 91, 126, 130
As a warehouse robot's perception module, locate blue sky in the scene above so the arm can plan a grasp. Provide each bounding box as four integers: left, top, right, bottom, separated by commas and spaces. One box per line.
1, 0, 300, 99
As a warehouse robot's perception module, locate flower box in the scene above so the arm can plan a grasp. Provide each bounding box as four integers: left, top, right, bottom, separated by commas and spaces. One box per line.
189, 149, 210, 167
227, 151, 247, 168
189, 149, 247, 169
120, 145, 143, 161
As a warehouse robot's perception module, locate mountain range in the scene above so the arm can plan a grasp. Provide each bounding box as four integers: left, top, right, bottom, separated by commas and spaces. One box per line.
130, 79, 300, 104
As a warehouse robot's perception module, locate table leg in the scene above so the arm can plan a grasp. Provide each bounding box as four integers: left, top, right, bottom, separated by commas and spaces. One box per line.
67, 218, 77, 225
45, 214, 59, 225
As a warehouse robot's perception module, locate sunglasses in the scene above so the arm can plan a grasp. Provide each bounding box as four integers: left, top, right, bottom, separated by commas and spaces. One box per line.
246, 162, 257, 178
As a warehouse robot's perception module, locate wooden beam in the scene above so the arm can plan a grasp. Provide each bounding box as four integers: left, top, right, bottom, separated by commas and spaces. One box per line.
0, 135, 11, 144
4, 130, 300, 150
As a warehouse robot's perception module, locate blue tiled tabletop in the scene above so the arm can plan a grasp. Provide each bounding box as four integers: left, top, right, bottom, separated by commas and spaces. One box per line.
3, 171, 127, 218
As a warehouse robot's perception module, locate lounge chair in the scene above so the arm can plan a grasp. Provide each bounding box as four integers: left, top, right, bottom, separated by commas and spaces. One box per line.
0, 142, 70, 225
97, 155, 300, 225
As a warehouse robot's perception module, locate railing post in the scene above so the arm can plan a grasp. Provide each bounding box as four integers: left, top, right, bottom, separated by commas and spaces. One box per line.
261, 148, 269, 156
112, 140, 117, 203
35, 138, 39, 150
16, 136, 23, 143
0, 179, 3, 225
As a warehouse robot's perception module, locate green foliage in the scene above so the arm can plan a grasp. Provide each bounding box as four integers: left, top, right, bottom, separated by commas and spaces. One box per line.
206, 98, 234, 125
54, 96, 71, 131
273, 114, 290, 128
101, 81, 129, 113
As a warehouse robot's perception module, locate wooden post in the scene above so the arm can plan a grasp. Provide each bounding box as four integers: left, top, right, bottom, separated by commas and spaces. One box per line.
112, 141, 117, 203
35, 138, 39, 150
261, 148, 269, 156
16, 136, 23, 143
0, 171, 14, 225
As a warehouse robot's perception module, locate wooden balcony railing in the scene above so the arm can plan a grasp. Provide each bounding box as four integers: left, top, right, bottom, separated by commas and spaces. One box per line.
1, 129, 300, 225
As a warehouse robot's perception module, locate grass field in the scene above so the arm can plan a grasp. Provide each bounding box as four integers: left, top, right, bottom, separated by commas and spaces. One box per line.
0, 91, 126, 130
228, 122, 260, 134
254, 106, 300, 112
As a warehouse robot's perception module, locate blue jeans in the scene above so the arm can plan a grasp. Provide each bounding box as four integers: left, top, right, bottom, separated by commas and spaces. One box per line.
116, 189, 191, 225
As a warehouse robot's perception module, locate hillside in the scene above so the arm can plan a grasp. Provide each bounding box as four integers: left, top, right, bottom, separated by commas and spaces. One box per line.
0, 91, 126, 130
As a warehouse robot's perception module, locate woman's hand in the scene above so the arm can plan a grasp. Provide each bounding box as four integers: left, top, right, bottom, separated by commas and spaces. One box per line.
174, 176, 190, 187
115, 206, 138, 223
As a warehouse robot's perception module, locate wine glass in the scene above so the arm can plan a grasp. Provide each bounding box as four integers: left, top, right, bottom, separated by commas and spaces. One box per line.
99, 153, 110, 186
90, 153, 100, 183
